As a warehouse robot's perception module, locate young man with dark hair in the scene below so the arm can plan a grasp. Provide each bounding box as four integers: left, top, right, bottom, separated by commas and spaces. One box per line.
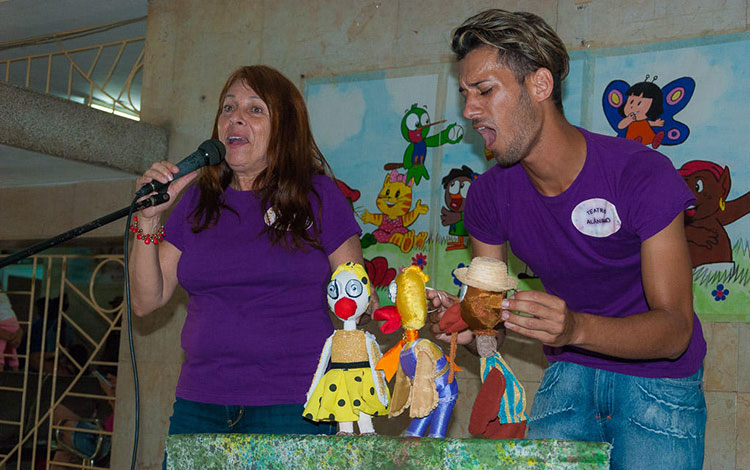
430, 9, 706, 469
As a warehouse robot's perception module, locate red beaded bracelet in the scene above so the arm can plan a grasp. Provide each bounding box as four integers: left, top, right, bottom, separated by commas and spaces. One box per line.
130, 216, 165, 245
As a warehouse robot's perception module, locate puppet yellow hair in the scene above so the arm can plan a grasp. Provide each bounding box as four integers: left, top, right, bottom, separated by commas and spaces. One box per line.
331, 262, 371, 297
395, 266, 430, 331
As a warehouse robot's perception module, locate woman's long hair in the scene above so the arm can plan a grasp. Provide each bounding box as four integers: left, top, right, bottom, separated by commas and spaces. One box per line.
190, 65, 333, 251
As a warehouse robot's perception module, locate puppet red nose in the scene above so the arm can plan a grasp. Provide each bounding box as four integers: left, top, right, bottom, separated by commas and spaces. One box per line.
335, 298, 357, 320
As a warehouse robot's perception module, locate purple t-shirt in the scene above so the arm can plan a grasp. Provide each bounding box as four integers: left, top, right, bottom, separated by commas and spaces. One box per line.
464, 128, 706, 378
165, 174, 361, 405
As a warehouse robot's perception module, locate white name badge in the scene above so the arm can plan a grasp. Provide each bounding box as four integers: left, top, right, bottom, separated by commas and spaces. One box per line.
571, 198, 622, 238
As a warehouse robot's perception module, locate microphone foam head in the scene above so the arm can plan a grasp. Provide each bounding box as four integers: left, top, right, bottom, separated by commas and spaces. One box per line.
200, 139, 226, 165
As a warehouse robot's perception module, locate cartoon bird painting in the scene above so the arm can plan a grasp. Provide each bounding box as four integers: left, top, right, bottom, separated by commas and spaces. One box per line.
303, 262, 390, 435
385, 104, 464, 185
373, 266, 458, 438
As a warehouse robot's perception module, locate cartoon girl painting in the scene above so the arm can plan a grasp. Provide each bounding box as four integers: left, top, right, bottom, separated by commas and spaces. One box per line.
678, 160, 750, 271
616, 79, 665, 148
603, 76, 695, 148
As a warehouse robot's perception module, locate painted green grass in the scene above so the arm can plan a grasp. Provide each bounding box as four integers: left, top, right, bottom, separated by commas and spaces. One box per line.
693, 239, 750, 322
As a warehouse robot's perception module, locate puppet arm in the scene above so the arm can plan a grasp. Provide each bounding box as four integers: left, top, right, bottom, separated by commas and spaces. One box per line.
305, 334, 334, 406
389, 365, 411, 418
469, 366, 506, 435
365, 331, 389, 407
410, 342, 440, 418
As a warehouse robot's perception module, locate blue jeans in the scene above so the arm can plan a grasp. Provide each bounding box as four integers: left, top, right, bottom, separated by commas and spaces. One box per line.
167, 397, 336, 435
164, 398, 335, 469
528, 361, 706, 470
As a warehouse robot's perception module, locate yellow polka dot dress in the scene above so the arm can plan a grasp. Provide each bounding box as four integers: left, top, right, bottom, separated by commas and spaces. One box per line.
303, 330, 389, 422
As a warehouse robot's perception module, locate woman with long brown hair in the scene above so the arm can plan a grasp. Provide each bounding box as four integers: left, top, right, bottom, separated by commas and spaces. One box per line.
129, 65, 364, 440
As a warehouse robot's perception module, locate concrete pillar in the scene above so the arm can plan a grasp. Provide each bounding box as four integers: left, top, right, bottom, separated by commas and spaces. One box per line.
0, 81, 167, 173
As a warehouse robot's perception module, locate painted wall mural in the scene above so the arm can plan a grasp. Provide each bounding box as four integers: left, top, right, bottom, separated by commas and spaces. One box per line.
305, 32, 750, 322
602, 75, 695, 148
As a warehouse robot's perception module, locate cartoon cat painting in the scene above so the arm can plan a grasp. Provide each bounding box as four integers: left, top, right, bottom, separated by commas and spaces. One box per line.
361, 170, 428, 253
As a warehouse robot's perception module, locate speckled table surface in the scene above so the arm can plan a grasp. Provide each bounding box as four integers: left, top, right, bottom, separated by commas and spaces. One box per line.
166, 434, 611, 469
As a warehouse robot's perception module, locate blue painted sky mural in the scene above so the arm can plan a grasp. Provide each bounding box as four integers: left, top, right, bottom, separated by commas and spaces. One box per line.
306, 32, 750, 321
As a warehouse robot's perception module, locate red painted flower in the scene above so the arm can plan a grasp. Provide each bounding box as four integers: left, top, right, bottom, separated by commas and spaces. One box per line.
411, 253, 427, 270
335, 178, 361, 203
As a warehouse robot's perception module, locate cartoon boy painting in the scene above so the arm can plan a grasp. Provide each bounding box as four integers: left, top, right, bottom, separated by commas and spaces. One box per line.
440, 166, 477, 251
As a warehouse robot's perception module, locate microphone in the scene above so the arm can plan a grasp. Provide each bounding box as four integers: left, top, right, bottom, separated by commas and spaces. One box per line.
135, 139, 226, 198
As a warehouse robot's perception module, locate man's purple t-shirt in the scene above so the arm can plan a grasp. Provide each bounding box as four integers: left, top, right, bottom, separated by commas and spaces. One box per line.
464, 128, 706, 378
165, 174, 361, 405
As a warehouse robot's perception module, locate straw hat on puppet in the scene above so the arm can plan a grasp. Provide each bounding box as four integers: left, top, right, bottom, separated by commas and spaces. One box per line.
454, 257, 517, 292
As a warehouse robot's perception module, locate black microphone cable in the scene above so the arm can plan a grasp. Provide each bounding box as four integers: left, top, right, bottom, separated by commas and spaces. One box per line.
120, 139, 224, 469
123, 198, 141, 470
123, 191, 169, 470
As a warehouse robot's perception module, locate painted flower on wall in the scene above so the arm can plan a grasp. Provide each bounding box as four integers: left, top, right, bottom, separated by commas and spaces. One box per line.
411, 253, 427, 270
363, 256, 396, 288
711, 284, 729, 301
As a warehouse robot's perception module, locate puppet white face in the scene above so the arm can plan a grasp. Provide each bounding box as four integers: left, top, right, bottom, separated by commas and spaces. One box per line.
387, 281, 398, 304
327, 269, 370, 322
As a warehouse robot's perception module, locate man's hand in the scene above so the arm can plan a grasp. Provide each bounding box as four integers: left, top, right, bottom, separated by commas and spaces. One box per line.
425, 289, 474, 344
500, 290, 579, 347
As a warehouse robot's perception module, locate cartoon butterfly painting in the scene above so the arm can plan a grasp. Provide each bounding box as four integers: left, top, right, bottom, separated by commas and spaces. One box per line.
602, 75, 695, 148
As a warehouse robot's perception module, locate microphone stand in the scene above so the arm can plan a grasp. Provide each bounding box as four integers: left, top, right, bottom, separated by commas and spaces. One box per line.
0, 191, 172, 470
0, 192, 170, 269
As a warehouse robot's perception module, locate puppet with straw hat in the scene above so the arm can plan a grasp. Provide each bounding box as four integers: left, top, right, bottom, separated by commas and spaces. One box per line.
442, 256, 528, 439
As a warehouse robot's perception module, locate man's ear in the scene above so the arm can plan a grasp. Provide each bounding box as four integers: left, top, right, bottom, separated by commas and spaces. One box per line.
527, 68, 554, 103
